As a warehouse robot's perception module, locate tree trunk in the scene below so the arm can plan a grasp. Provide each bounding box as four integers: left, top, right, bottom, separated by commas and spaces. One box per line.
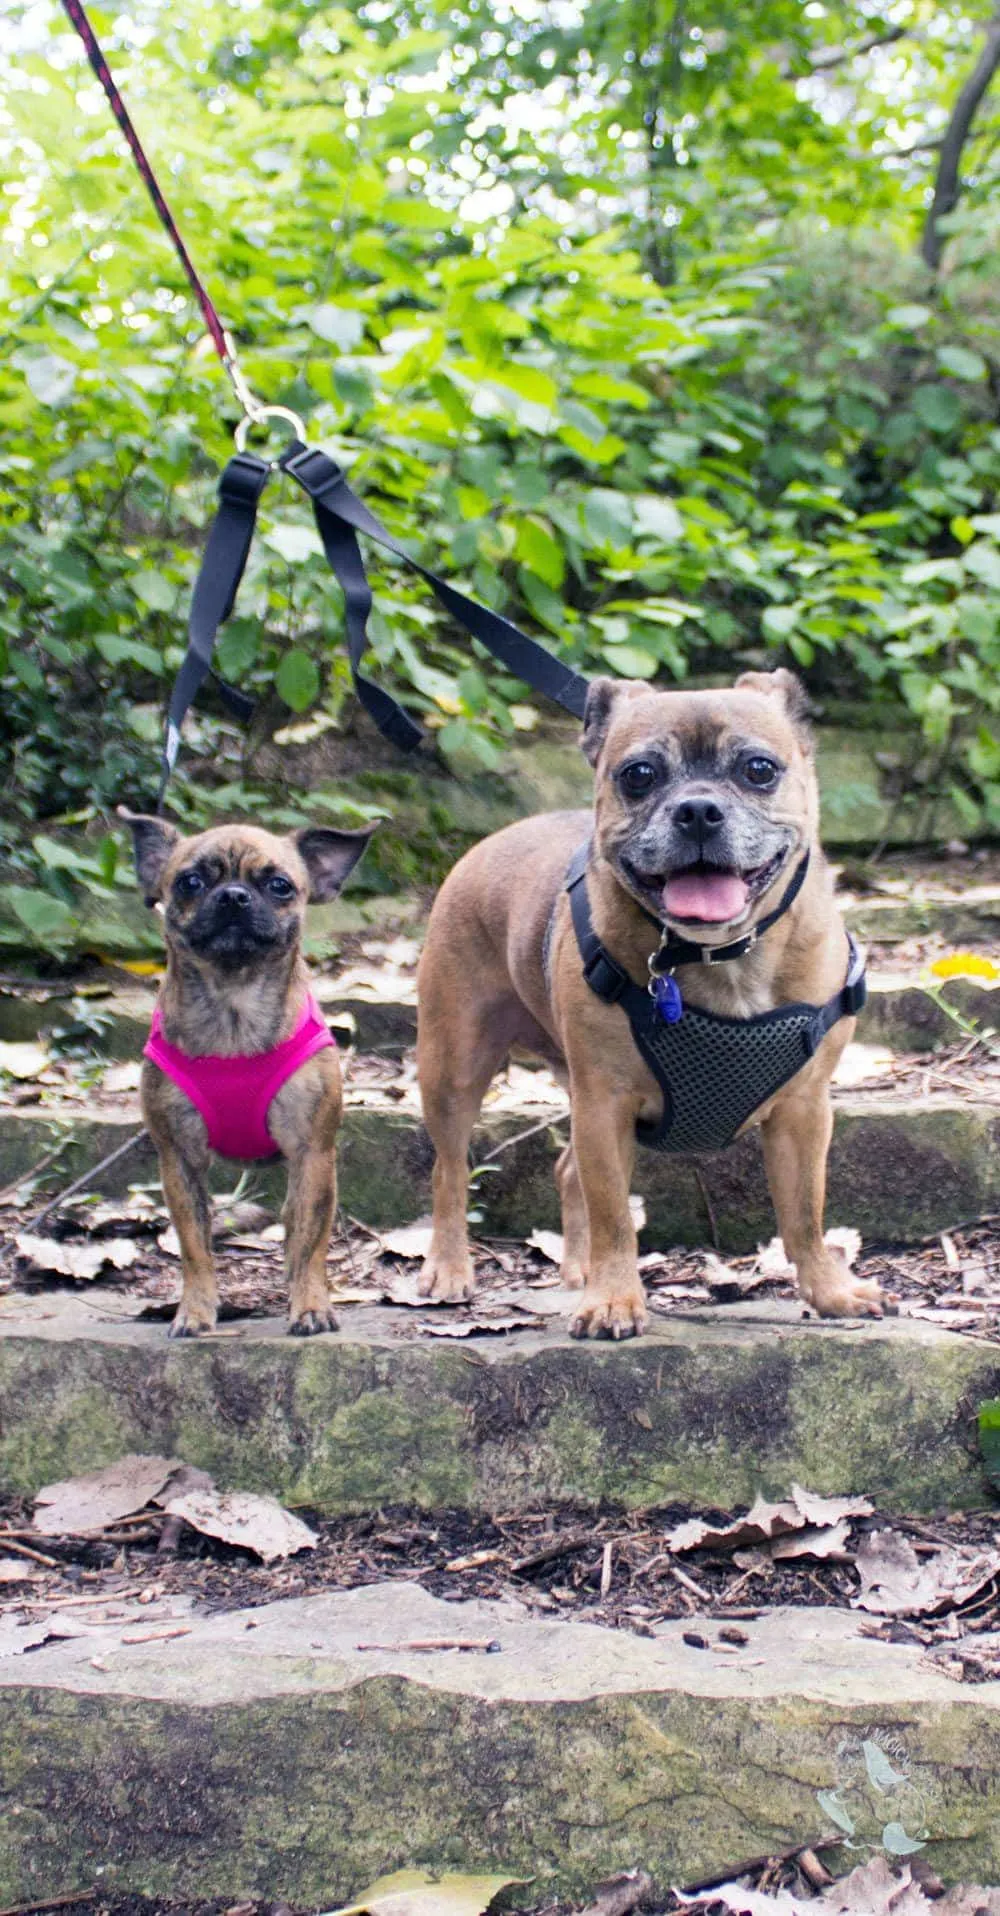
922, 5, 1000, 269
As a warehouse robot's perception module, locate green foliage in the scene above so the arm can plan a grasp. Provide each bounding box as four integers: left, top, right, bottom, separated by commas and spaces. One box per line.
1, 0, 999, 941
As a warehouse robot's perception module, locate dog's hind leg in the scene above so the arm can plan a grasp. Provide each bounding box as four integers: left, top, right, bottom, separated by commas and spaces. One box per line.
417, 993, 513, 1302
554, 1142, 589, 1289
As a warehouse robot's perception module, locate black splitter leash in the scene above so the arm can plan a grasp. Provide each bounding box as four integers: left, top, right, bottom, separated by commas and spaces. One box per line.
160, 437, 590, 808
58, 0, 589, 811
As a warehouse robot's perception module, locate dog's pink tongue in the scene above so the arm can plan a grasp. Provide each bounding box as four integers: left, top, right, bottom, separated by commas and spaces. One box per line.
663, 871, 748, 924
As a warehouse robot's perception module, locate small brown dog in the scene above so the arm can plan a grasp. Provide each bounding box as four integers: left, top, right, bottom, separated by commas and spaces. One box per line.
417, 670, 882, 1337
121, 811, 375, 1338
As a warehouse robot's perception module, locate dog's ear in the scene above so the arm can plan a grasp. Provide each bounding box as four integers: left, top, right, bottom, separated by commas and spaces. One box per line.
117, 807, 181, 905
581, 677, 626, 767
735, 668, 813, 739
293, 824, 378, 903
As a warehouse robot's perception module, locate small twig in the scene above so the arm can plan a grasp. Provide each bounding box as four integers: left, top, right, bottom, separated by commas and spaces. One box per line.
679, 1833, 842, 1896
119, 1623, 192, 1645
666, 1559, 713, 1603
0, 1891, 97, 1916
12, 1129, 149, 1237
693, 1165, 720, 1253
600, 1540, 614, 1597
355, 1636, 501, 1653
476, 1112, 568, 1164
0, 1146, 68, 1207
512, 1530, 593, 1575
0, 1539, 60, 1568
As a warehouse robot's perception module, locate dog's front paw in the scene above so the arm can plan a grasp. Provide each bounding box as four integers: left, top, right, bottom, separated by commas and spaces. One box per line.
167, 1302, 217, 1339
289, 1307, 339, 1337
569, 1283, 647, 1341
799, 1254, 883, 1319
418, 1252, 475, 1303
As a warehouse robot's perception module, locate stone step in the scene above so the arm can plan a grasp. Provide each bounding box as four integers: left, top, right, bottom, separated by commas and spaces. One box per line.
1, 1581, 998, 1907
0, 964, 996, 1061
2, 1087, 996, 1251
0, 1295, 995, 1514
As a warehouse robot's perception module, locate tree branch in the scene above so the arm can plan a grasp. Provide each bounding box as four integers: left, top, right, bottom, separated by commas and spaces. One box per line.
807, 24, 908, 72
922, 5, 1000, 268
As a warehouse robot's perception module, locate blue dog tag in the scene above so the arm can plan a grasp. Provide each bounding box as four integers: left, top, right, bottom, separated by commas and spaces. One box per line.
652, 973, 683, 1024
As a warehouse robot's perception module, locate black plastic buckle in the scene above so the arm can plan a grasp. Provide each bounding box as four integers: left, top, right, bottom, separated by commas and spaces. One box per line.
582, 946, 629, 1005
218, 452, 271, 508
280, 443, 343, 496
843, 972, 868, 1016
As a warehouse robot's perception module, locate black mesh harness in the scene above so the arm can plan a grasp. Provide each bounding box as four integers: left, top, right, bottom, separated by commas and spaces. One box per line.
565, 842, 866, 1153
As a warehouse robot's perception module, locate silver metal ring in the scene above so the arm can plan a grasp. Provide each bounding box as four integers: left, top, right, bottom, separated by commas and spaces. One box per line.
234, 405, 306, 454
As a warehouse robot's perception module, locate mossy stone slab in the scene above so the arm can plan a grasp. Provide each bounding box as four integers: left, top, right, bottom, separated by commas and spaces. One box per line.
1, 1586, 999, 1906
0, 1297, 996, 1514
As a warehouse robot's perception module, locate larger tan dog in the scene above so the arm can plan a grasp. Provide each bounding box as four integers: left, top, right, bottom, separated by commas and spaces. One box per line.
417, 670, 882, 1338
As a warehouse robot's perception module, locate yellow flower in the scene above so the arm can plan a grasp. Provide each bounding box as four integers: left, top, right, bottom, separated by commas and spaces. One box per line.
930, 952, 1000, 981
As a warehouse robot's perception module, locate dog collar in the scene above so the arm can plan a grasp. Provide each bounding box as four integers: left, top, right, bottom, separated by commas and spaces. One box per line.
648, 849, 811, 973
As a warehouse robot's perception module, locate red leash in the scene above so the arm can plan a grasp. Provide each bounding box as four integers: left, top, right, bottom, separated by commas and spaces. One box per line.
59, 0, 288, 433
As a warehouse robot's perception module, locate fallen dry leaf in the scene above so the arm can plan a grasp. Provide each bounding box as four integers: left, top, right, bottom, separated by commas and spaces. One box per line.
161, 1487, 317, 1563
0, 1557, 45, 1584
33, 1454, 181, 1536
668, 1486, 871, 1557
853, 1529, 1000, 1618
15, 1233, 142, 1282
418, 1312, 544, 1338
0, 1040, 50, 1080
325, 1868, 520, 1916
771, 1519, 853, 1562
379, 1220, 434, 1261
527, 1228, 565, 1266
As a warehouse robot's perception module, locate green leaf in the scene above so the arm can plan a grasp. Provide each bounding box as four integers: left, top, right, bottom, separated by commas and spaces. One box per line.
584, 489, 633, 547
306, 305, 366, 350
936, 344, 987, 382
885, 304, 932, 330
602, 643, 658, 679
263, 523, 325, 564
215, 620, 261, 680
978, 1398, 1000, 1490
94, 634, 164, 674
131, 570, 176, 613
275, 649, 320, 712
762, 603, 801, 640
633, 494, 683, 543
1, 886, 78, 948
23, 353, 78, 406
515, 517, 565, 589
963, 541, 1000, 590
912, 384, 962, 433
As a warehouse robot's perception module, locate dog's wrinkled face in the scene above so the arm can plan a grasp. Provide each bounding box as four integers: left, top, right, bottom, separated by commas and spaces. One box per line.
582, 670, 817, 938
119, 815, 376, 975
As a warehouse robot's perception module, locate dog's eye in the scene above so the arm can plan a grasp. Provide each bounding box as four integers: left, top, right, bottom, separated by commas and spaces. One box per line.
266, 874, 296, 901
175, 871, 204, 897
743, 756, 781, 789
619, 760, 660, 798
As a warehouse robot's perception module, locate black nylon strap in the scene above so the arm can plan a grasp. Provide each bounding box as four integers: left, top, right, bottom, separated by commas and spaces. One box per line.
158, 436, 590, 802
157, 451, 270, 809
279, 442, 590, 736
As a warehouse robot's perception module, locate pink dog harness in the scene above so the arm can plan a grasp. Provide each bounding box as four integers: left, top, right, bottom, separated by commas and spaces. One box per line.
144, 994, 335, 1160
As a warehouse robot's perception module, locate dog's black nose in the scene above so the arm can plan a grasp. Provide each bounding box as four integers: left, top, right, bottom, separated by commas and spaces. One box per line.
216, 883, 253, 913
674, 796, 725, 842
